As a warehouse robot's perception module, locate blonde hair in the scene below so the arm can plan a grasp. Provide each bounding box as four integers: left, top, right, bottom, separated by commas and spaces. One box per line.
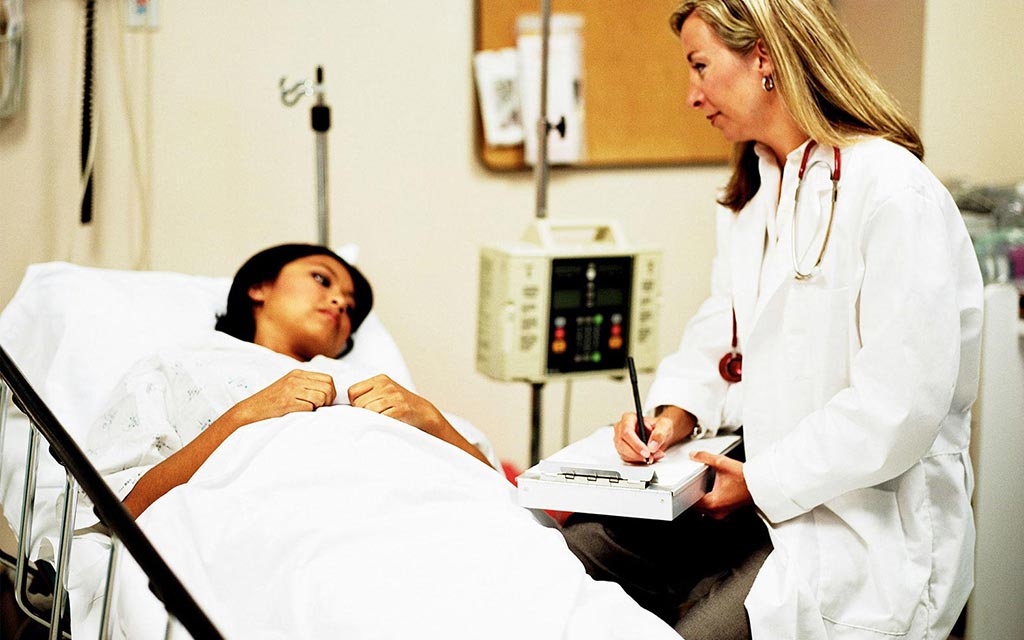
671, 0, 923, 211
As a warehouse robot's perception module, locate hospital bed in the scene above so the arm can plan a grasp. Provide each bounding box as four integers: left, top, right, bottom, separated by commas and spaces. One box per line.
0, 260, 677, 639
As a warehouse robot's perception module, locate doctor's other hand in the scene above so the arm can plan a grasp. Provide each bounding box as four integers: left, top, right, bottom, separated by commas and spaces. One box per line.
690, 451, 752, 520
613, 405, 695, 464
347, 374, 448, 437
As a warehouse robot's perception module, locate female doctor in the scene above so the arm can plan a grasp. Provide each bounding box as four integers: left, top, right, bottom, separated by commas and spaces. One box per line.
561, 1, 983, 639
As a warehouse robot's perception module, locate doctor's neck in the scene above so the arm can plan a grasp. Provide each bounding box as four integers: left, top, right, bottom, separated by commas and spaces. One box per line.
760, 116, 809, 169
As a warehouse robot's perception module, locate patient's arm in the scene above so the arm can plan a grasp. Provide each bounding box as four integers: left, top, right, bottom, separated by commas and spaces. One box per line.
347, 375, 494, 468
122, 370, 337, 518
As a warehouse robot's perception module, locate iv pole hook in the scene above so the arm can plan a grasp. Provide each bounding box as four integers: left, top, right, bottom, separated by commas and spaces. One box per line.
278, 78, 312, 107
278, 67, 331, 246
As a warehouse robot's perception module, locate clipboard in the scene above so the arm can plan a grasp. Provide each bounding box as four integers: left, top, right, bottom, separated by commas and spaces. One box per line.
517, 427, 741, 521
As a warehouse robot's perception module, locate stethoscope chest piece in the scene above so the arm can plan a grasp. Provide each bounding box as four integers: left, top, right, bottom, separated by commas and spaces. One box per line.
720, 306, 742, 383
719, 350, 742, 383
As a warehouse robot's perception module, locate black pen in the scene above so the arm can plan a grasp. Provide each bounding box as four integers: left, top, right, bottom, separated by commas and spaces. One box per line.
627, 357, 650, 449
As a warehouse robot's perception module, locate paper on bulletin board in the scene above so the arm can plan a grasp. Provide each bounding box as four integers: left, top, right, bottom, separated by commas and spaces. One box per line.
473, 48, 524, 147
516, 13, 585, 166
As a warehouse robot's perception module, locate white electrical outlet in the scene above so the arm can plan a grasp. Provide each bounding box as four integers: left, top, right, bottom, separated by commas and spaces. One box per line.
125, 0, 159, 30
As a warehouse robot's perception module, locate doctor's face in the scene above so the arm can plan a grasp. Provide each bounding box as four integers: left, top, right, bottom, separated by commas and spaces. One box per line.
248, 255, 357, 361
680, 14, 767, 144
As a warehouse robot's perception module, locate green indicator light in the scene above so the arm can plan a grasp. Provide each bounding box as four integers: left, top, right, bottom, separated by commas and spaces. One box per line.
592, 352, 602, 363
594, 314, 604, 325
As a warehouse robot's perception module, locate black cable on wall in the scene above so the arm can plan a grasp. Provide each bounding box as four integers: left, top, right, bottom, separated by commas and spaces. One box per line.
80, 0, 96, 224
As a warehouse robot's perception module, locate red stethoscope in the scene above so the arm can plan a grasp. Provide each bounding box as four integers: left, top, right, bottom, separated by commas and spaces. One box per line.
719, 307, 743, 383
718, 141, 842, 383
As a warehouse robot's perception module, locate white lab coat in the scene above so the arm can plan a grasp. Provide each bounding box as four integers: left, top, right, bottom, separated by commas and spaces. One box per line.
646, 138, 983, 640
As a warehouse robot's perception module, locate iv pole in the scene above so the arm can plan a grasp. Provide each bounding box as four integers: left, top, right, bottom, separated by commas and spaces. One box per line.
533, 0, 552, 222
279, 66, 332, 246
529, 0, 567, 466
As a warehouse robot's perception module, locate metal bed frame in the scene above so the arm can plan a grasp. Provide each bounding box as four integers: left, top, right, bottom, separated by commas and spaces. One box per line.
0, 345, 223, 639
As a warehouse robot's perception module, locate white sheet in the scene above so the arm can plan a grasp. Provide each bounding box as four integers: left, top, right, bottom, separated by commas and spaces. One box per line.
102, 408, 677, 639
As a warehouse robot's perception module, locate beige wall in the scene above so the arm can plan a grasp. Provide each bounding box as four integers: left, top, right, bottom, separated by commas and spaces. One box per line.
835, 0, 925, 130
920, 0, 1024, 183
1, 0, 1022, 466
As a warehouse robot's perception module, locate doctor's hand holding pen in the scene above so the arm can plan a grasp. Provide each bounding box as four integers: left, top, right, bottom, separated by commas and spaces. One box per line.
613, 356, 694, 463
613, 403, 752, 520
612, 405, 694, 464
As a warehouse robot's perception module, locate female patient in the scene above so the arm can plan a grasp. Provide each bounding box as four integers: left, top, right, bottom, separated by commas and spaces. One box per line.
85, 244, 492, 519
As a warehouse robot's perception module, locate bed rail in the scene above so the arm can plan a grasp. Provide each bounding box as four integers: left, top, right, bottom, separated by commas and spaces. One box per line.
0, 345, 223, 639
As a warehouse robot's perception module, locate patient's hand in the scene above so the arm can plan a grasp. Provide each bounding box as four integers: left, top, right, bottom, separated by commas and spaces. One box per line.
347, 374, 446, 436
125, 370, 338, 518
347, 375, 494, 468
233, 370, 338, 425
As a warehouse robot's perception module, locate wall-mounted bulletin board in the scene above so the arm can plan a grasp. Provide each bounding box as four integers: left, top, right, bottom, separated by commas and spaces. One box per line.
474, 0, 732, 171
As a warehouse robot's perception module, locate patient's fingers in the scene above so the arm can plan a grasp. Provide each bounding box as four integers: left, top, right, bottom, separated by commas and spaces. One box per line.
348, 375, 444, 435
356, 395, 395, 415
290, 371, 336, 407
248, 370, 336, 418
348, 375, 388, 411
300, 385, 331, 408
346, 374, 389, 405
347, 374, 415, 403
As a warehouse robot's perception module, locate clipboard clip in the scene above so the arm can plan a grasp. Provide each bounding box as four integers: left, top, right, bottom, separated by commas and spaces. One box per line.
544, 466, 654, 490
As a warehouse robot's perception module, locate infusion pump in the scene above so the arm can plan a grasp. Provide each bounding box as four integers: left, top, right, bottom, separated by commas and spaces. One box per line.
476, 220, 662, 383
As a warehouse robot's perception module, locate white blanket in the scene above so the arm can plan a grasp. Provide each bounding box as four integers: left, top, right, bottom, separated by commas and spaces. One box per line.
99, 407, 677, 639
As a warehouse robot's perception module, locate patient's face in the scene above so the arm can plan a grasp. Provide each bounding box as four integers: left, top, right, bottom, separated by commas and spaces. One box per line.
248, 255, 358, 361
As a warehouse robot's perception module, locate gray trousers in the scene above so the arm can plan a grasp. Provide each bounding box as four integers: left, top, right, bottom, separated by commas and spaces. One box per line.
561, 506, 771, 639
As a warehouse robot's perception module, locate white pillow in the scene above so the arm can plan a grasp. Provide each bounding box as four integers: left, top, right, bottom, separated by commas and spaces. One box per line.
0, 259, 412, 444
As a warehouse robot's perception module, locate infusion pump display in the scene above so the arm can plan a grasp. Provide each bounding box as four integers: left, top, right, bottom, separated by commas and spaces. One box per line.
476, 221, 661, 382
547, 257, 633, 373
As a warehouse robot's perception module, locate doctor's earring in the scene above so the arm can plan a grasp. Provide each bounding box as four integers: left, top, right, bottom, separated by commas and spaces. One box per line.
762, 75, 775, 92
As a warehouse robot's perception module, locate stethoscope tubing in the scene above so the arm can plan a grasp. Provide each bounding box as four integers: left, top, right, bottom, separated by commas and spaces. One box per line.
792, 142, 841, 280
720, 142, 842, 382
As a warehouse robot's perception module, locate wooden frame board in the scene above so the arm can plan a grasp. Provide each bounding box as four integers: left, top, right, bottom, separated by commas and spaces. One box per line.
474, 0, 731, 170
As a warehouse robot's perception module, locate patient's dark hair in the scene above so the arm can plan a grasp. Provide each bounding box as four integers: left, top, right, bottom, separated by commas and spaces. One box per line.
215, 244, 374, 358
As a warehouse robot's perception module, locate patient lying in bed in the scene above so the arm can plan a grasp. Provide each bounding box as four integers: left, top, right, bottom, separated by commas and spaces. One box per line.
69, 244, 677, 639
85, 244, 494, 521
